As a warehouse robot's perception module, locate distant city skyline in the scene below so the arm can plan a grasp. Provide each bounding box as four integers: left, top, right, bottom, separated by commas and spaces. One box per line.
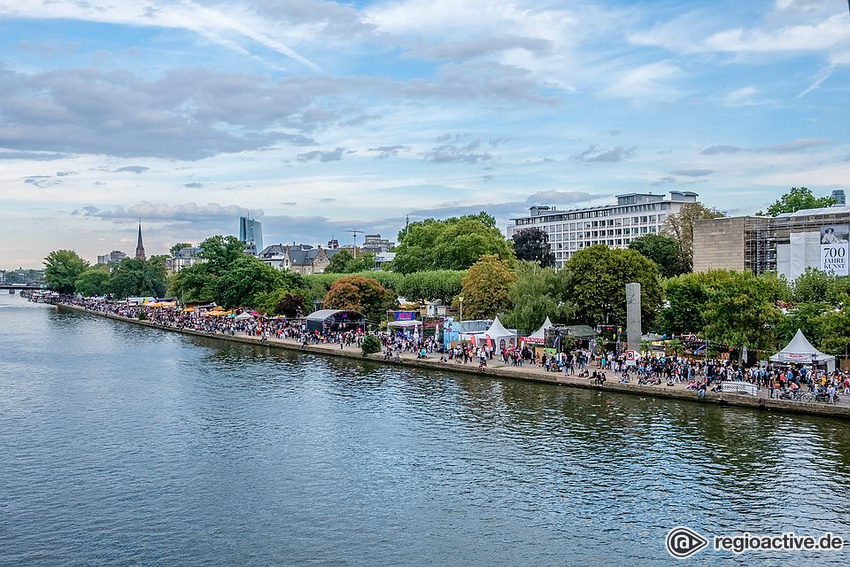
1, 0, 849, 268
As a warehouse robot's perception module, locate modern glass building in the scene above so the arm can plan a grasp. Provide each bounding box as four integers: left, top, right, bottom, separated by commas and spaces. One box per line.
239, 216, 263, 255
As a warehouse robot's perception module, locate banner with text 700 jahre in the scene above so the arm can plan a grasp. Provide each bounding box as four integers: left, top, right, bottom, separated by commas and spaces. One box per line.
820, 225, 849, 276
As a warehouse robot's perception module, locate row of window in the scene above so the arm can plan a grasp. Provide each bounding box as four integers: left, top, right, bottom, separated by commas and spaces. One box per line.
515, 202, 673, 226
550, 226, 658, 241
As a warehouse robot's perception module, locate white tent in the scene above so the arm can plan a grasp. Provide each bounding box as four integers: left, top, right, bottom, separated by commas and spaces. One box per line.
524, 316, 553, 345
234, 312, 254, 320
473, 316, 517, 350
770, 329, 835, 372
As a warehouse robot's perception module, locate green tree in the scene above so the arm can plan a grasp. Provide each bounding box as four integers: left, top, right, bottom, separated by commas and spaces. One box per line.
775, 302, 828, 346
169, 242, 193, 256
455, 255, 516, 319
511, 227, 555, 267
398, 270, 465, 304
326, 249, 376, 273
256, 288, 309, 317
198, 235, 245, 273
44, 249, 90, 293
559, 245, 663, 329
393, 213, 514, 273
791, 267, 850, 306
109, 257, 168, 298
213, 256, 283, 309
662, 203, 725, 272
323, 275, 398, 327
502, 261, 565, 335
169, 235, 246, 302
816, 302, 850, 356
628, 234, 686, 278
74, 266, 111, 297
361, 335, 382, 356
658, 273, 711, 334
701, 270, 784, 352
758, 187, 834, 216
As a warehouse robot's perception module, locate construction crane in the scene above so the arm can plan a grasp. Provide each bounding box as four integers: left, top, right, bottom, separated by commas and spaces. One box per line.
345, 228, 362, 258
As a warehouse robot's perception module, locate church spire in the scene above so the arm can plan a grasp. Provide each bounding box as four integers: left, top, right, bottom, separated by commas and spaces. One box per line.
135, 220, 146, 260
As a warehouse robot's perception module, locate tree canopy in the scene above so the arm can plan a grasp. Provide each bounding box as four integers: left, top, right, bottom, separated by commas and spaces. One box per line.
662, 203, 724, 272
659, 270, 785, 351
560, 245, 663, 329
169, 235, 247, 302
323, 275, 397, 326
397, 270, 465, 304
325, 249, 376, 273
74, 266, 111, 297
628, 234, 686, 278
392, 212, 515, 273
213, 255, 285, 309
44, 249, 90, 293
169, 242, 193, 256
109, 256, 168, 299
455, 255, 516, 319
511, 227, 555, 267
758, 187, 835, 216
502, 261, 565, 335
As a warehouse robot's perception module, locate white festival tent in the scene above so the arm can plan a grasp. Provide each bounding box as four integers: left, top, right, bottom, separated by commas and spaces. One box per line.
467, 316, 517, 350
524, 316, 553, 345
769, 329, 835, 373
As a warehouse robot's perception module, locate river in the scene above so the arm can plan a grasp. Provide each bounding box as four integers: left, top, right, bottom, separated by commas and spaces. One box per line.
1, 294, 849, 566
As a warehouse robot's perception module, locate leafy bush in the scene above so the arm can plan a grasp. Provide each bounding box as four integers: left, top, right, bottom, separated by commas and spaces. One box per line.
361, 335, 382, 356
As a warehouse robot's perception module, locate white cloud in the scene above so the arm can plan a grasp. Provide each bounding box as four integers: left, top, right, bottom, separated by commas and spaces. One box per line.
705, 13, 850, 54
1, 0, 320, 71
601, 61, 681, 100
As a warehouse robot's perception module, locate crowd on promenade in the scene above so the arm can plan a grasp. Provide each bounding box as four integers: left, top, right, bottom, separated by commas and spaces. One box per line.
50, 295, 850, 404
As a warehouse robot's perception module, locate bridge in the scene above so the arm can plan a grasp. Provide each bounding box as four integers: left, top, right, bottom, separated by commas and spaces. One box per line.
0, 283, 46, 293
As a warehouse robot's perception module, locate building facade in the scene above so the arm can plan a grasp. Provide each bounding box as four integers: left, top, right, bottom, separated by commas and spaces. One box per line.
362, 234, 394, 254
97, 250, 127, 265
693, 202, 850, 281
165, 246, 204, 275
258, 244, 339, 275
239, 216, 263, 256
507, 191, 699, 268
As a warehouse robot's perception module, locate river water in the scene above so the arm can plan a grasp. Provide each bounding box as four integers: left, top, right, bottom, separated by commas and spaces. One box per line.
1, 294, 849, 566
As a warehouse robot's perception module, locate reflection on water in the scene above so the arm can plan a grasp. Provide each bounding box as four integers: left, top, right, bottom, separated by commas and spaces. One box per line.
1, 294, 849, 566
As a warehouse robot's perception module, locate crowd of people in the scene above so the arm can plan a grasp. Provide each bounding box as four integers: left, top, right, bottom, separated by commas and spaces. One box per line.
49, 295, 849, 405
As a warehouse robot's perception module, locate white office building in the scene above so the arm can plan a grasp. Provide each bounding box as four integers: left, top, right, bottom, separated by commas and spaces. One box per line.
507, 191, 700, 268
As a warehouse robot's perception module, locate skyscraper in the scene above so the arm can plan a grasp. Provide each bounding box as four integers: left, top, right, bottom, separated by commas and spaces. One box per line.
239, 216, 263, 255
135, 221, 146, 260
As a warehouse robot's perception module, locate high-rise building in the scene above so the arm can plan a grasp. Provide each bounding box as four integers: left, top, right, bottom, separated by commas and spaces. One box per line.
135, 221, 146, 260
239, 216, 263, 256
506, 191, 700, 268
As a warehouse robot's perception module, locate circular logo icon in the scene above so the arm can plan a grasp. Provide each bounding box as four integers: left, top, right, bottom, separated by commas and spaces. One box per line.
666, 526, 709, 559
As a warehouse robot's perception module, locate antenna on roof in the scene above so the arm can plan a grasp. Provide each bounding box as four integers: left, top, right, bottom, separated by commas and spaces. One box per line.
345, 228, 362, 258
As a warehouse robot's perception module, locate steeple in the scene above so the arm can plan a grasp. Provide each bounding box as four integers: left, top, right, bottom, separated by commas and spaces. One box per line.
135, 220, 146, 260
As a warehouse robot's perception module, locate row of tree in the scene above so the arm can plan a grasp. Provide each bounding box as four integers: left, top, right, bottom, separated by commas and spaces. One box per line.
45, 250, 168, 299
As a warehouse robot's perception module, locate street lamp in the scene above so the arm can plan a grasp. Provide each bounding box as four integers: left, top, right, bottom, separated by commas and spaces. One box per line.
458, 296, 464, 323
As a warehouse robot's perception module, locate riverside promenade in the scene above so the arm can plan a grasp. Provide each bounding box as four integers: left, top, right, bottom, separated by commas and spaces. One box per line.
58, 303, 850, 421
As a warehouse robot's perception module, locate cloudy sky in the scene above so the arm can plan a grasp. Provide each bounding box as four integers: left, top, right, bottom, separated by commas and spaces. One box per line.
1, 0, 849, 267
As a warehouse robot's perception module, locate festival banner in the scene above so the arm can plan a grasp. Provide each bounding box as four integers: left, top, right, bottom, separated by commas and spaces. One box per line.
820, 225, 849, 276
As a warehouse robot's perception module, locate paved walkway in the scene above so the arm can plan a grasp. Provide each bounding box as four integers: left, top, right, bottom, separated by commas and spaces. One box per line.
248, 333, 850, 410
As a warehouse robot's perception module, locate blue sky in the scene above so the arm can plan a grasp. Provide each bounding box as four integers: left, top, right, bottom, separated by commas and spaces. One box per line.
1, 0, 848, 267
